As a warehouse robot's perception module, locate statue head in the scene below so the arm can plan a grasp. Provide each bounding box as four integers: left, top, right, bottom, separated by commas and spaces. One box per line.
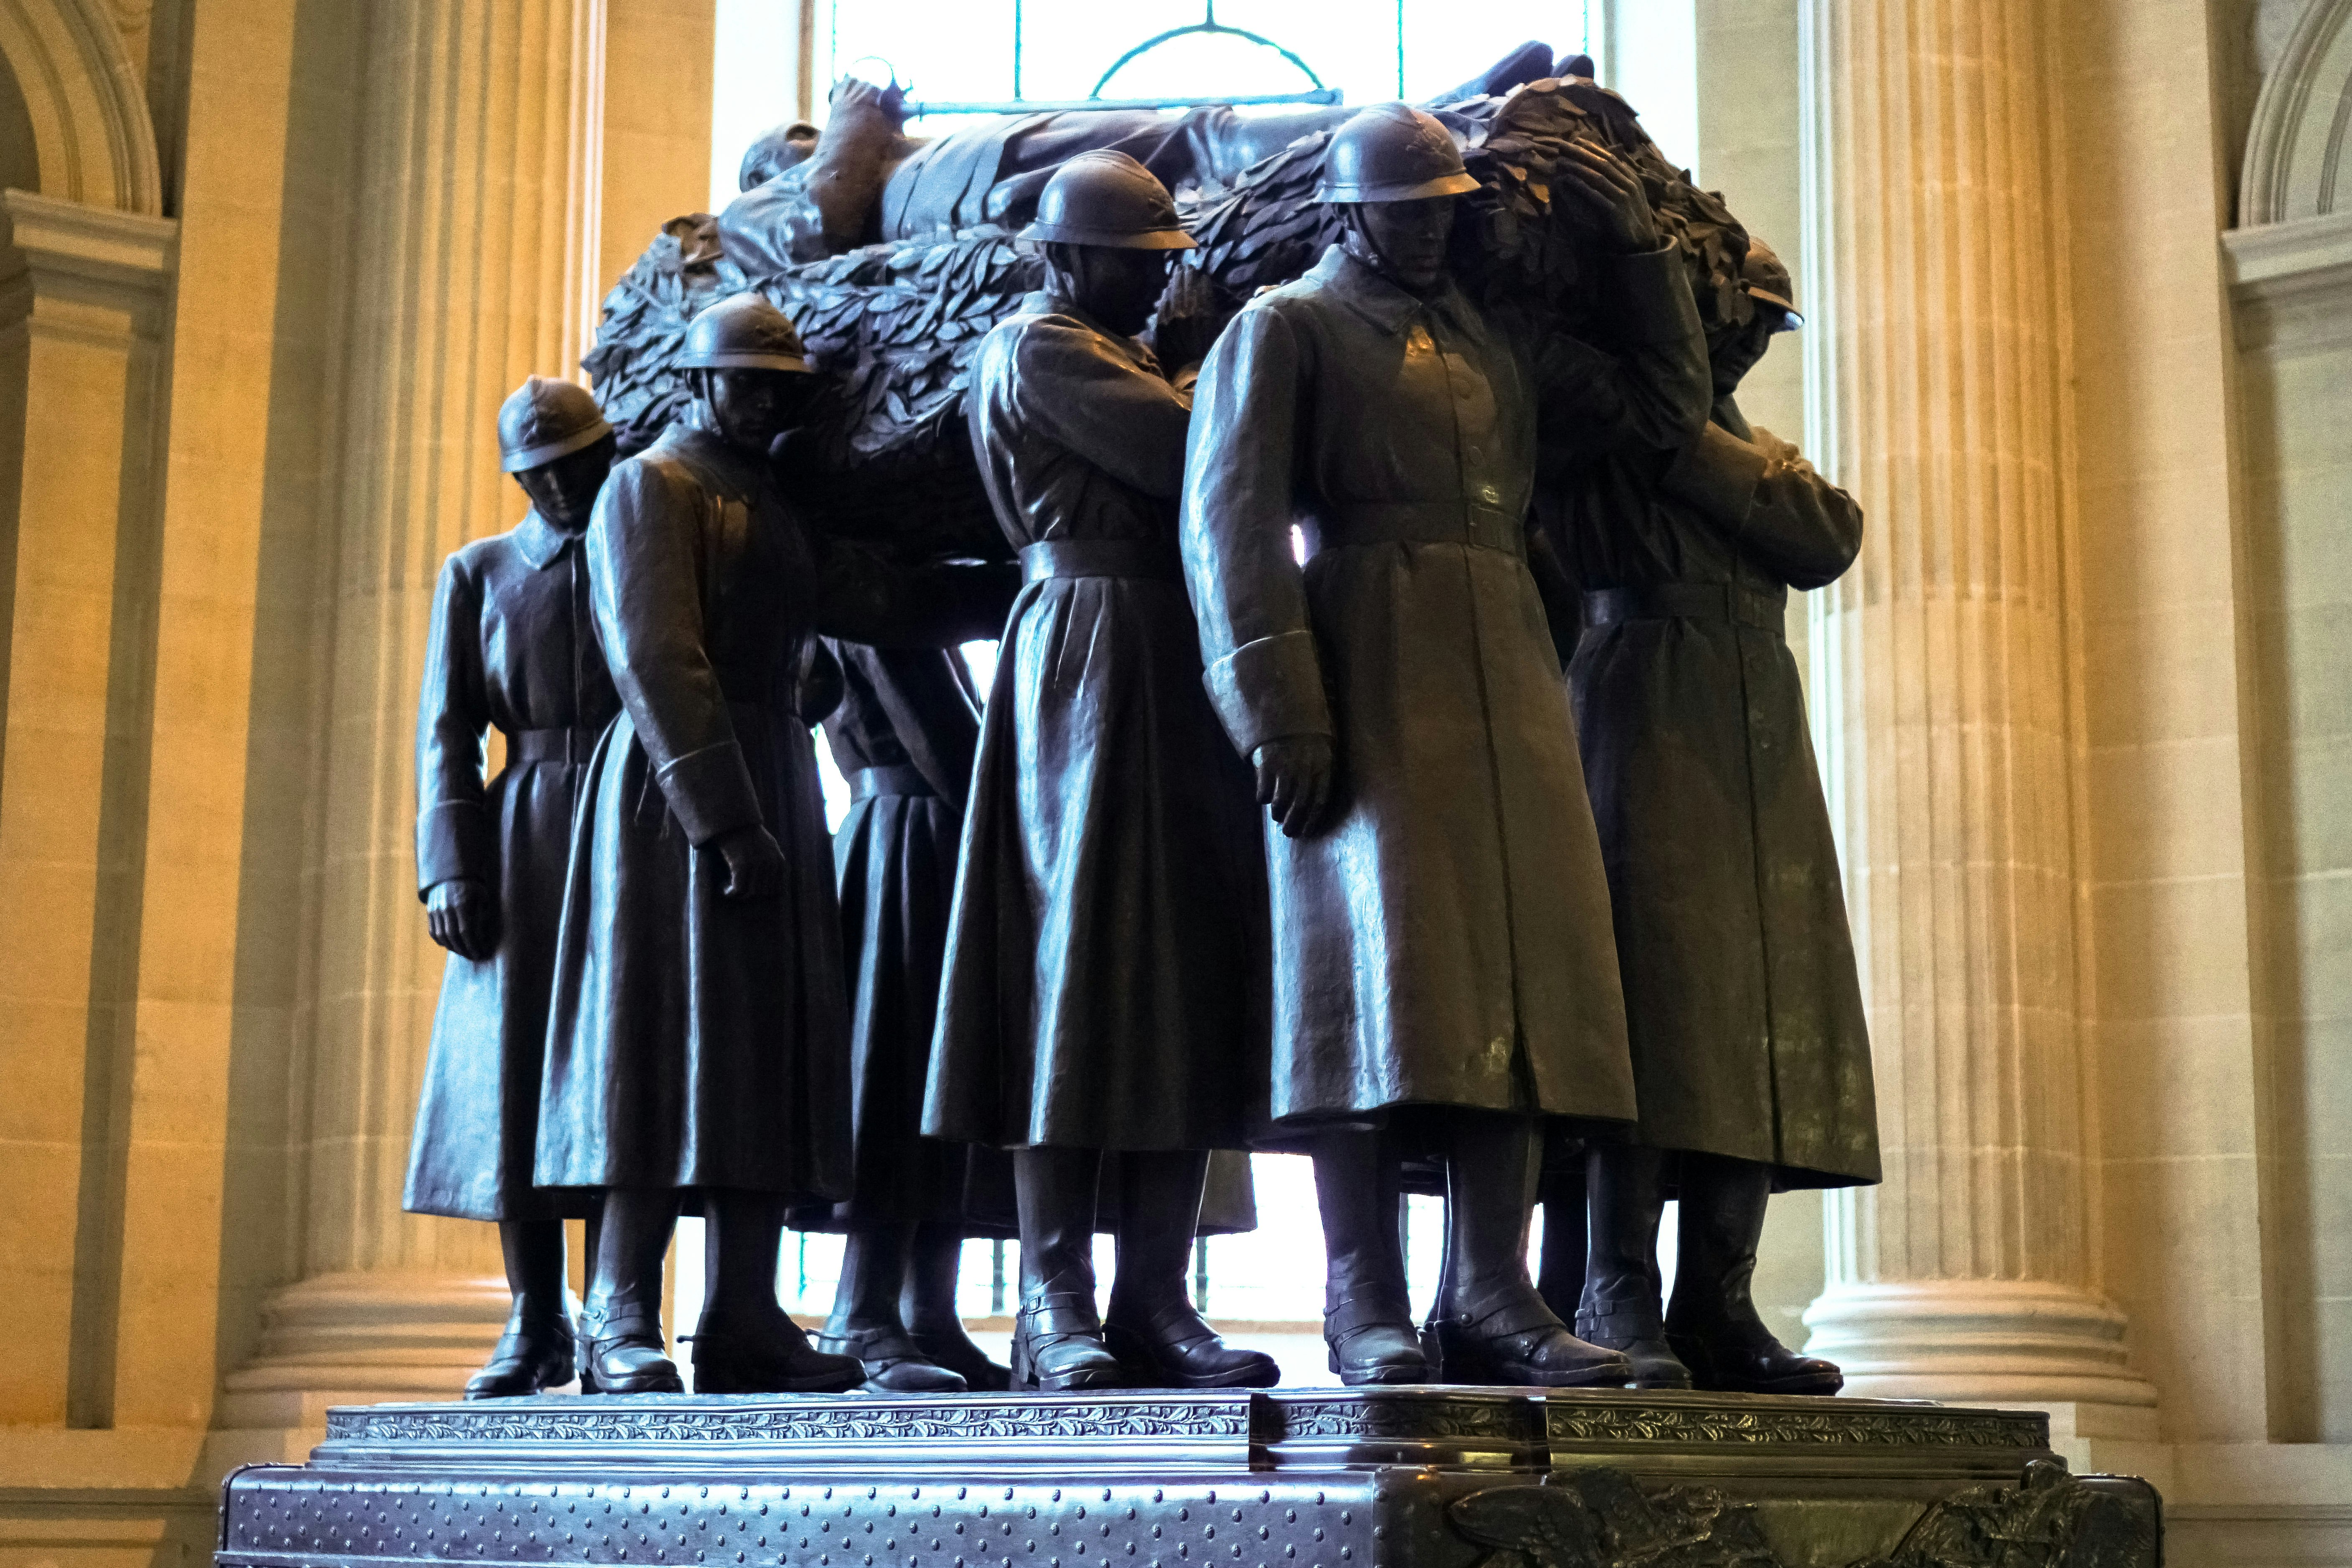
498, 375, 616, 528
1316, 105, 1478, 297
1022, 150, 1196, 338
679, 294, 817, 450
738, 121, 821, 192
1711, 238, 1802, 396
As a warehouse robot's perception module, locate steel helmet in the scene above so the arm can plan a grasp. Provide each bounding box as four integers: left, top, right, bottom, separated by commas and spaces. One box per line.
1019, 151, 1197, 251
1741, 239, 1803, 332
678, 293, 812, 373
497, 375, 612, 473
1314, 104, 1479, 204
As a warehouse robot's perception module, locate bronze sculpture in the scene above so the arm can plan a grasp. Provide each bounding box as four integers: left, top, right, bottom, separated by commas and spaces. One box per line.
1179, 104, 1715, 1388
407, 376, 619, 1398
1542, 240, 1877, 1394
802, 638, 1012, 1393
536, 294, 1016, 1395
925, 152, 1277, 1393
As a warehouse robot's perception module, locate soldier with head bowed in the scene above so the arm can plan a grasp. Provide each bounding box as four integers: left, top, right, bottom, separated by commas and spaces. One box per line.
408, 376, 618, 1398
1180, 105, 1715, 1386
926, 151, 1278, 1393
537, 294, 1015, 1395
1544, 239, 1875, 1395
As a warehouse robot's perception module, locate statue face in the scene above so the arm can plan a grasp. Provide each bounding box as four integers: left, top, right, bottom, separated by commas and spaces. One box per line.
1710, 310, 1779, 397
1057, 245, 1173, 338
514, 438, 615, 529
1341, 196, 1456, 295
697, 368, 809, 450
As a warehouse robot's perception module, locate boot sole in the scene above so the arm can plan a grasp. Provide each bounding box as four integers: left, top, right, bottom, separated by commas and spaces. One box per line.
693, 1370, 864, 1394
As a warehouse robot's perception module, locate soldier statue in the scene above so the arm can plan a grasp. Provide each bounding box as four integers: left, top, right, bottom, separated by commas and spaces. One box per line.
802, 638, 1012, 1393
927, 152, 1278, 1393
407, 376, 618, 1398
537, 294, 1015, 1395
1545, 239, 1877, 1394
1180, 105, 1714, 1387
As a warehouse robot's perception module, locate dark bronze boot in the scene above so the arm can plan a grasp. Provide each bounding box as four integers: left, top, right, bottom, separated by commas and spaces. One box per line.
1533, 1136, 1587, 1326
1575, 1144, 1692, 1389
577, 1296, 684, 1395
692, 1311, 866, 1394
1313, 1130, 1429, 1384
1103, 1151, 1278, 1388
1010, 1146, 1124, 1391
813, 1322, 967, 1393
1429, 1111, 1631, 1388
467, 1306, 576, 1398
902, 1223, 1012, 1391
1665, 1153, 1842, 1395
468, 1220, 576, 1397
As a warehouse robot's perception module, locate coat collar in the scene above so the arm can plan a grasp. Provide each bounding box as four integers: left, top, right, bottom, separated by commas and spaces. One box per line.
513, 509, 580, 568
1308, 244, 1477, 338
1021, 290, 1161, 376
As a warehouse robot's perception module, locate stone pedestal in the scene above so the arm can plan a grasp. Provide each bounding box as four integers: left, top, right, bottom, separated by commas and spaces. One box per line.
216, 1391, 2159, 1568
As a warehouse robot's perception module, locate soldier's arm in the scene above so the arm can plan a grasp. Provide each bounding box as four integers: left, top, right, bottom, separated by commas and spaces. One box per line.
587, 461, 763, 848
1663, 418, 1864, 590
414, 554, 493, 894
1529, 248, 1712, 468
1180, 301, 1334, 759
1012, 318, 1197, 498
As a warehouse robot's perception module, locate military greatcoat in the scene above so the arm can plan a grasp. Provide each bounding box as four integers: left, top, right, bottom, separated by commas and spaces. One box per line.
537, 412, 1011, 1200
1179, 244, 1712, 1132
801, 640, 1014, 1233
406, 513, 616, 1222
1548, 400, 1880, 1187
925, 290, 1269, 1154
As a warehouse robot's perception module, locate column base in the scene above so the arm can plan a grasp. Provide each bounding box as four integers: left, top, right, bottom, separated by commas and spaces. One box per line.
217, 1271, 532, 1431
1802, 1279, 2161, 1440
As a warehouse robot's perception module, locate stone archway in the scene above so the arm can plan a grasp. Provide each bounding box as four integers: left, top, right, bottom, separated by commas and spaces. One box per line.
0, 0, 162, 213
2242, 0, 2352, 225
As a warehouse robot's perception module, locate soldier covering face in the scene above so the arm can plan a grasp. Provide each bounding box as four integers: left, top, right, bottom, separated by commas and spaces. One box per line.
1179, 104, 1716, 1387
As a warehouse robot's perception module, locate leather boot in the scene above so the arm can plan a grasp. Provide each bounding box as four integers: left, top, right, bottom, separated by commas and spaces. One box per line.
1104, 1151, 1278, 1388
467, 1220, 575, 1398
812, 1322, 967, 1393
1666, 1153, 1842, 1395
694, 1189, 864, 1394
820, 1226, 965, 1392
579, 1294, 684, 1395
1010, 1146, 1124, 1391
1313, 1129, 1430, 1385
467, 1304, 576, 1398
1428, 1111, 1631, 1388
1534, 1142, 1587, 1326
903, 1223, 1011, 1391
1575, 1145, 1691, 1388
579, 1190, 681, 1394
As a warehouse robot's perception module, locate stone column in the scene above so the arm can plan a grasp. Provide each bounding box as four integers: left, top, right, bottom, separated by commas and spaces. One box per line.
221, 0, 607, 1431
1793, 0, 2160, 1436
0, 189, 175, 1425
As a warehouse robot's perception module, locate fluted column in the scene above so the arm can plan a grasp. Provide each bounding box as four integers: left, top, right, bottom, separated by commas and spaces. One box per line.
1794, 0, 2157, 1428
222, 0, 605, 1429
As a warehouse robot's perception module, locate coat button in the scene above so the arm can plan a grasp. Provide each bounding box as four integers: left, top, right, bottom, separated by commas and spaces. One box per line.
1477, 483, 1501, 504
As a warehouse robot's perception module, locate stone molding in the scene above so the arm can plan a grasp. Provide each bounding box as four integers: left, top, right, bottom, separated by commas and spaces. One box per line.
2240, 0, 2352, 226
0, 0, 164, 213
0, 187, 175, 333
2225, 208, 2352, 351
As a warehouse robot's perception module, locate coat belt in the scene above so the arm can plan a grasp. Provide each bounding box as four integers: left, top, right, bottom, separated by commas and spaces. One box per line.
507, 726, 599, 763
1020, 539, 1181, 582
849, 763, 935, 801
1302, 499, 1524, 557
1584, 582, 1788, 635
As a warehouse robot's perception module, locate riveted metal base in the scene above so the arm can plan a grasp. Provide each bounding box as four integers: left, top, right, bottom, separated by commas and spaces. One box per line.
215, 1390, 2159, 1568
